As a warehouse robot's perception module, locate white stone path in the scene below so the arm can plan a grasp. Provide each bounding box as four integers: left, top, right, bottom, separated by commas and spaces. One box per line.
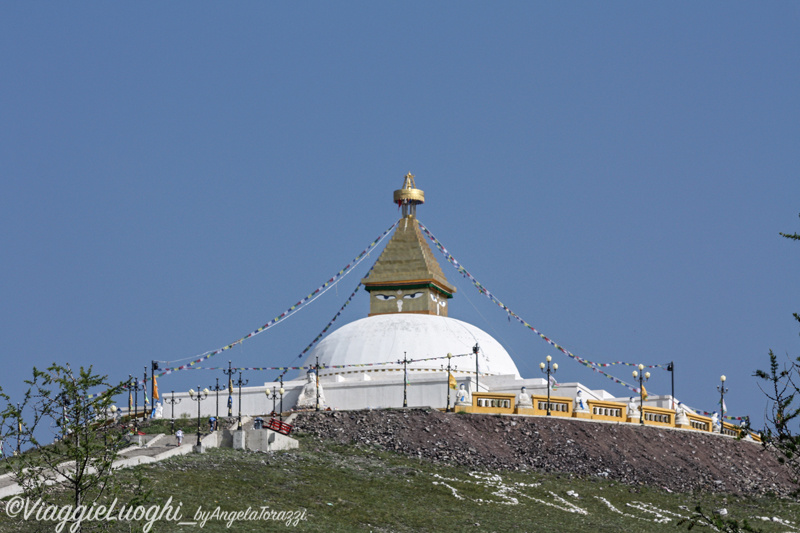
0, 414, 298, 499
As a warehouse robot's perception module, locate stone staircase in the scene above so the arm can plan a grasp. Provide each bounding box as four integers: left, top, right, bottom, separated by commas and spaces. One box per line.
0, 414, 298, 499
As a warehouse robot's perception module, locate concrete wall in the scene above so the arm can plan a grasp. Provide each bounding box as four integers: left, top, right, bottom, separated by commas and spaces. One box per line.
134, 373, 678, 419
236, 429, 299, 452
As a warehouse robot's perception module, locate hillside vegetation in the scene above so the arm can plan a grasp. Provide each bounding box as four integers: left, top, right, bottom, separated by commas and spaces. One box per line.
0, 409, 798, 532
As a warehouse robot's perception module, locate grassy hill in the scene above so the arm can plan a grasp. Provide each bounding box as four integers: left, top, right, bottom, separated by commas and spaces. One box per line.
1, 432, 799, 532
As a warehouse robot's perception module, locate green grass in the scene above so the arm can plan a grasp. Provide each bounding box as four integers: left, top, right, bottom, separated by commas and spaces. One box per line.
1, 434, 799, 532
134, 415, 217, 435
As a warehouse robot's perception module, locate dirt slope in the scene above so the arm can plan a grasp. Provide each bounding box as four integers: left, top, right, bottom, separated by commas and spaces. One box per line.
293, 408, 795, 497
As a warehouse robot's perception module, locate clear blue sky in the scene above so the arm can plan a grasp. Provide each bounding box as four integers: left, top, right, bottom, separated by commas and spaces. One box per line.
2, 3, 798, 429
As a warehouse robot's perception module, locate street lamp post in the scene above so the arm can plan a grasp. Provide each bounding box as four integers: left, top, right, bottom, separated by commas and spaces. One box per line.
209, 378, 224, 427
235, 371, 249, 431
188, 386, 209, 447
58, 392, 70, 440
667, 361, 675, 410
266, 386, 278, 417
539, 355, 558, 416
632, 364, 650, 425
129, 375, 145, 432
164, 391, 181, 434
279, 378, 285, 422
142, 366, 149, 417
473, 343, 480, 393
128, 375, 135, 426
401, 352, 410, 408
718, 375, 728, 434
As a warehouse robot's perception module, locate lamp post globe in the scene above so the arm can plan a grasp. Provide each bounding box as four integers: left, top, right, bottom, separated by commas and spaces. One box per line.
266, 386, 279, 417
717, 375, 729, 433
540, 356, 557, 416
632, 365, 649, 425
165, 391, 182, 434
209, 378, 225, 425
188, 386, 208, 447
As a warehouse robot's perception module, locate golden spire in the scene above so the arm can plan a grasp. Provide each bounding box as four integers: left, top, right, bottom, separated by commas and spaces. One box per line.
393, 172, 425, 218
364, 172, 455, 317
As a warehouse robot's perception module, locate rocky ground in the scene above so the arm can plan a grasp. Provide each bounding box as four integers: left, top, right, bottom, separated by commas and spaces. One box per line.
293, 408, 796, 497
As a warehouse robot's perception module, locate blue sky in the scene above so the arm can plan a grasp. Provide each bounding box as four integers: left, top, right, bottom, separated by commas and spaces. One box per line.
2, 3, 798, 429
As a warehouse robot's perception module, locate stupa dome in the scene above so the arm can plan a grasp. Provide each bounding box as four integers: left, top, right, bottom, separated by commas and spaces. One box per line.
305, 314, 521, 379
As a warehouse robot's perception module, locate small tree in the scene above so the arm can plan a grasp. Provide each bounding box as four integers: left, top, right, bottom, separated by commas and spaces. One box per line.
1, 364, 146, 528
754, 215, 800, 487
681, 216, 800, 532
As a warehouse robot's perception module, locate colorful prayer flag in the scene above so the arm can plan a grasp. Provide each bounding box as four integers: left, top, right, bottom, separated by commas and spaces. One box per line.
448, 374, 457, 390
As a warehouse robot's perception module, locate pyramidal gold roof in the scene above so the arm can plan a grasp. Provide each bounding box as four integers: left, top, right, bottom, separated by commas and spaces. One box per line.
362, 215, 456, 296
362, 173, 456, 305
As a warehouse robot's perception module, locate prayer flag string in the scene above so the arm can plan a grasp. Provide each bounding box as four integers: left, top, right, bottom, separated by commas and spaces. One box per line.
677, 402, 750, 423
161, 352, 471, 372
418, 220, 643, 395
274, 260, 381, 381
419, 220, 751, 423
154, 221, 398, 378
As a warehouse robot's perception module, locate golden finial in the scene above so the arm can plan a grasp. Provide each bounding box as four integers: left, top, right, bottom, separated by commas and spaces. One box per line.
393, 172, 425, 217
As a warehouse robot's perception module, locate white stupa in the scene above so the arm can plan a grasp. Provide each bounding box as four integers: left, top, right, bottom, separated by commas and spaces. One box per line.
309, 314, 521, 379
296, 173, 523, 409
164, 173, 676, 419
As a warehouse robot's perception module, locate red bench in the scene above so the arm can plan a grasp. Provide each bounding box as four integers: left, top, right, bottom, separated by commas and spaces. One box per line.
266, 418, 293, 436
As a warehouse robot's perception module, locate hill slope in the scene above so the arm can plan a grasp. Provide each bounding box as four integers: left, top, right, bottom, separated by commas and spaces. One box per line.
1, 410, 798, 532
294, 408, 795, 497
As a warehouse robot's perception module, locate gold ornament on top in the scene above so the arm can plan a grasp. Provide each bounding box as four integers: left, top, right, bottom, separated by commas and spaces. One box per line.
393, 172, 425, 217
364, 172, 455, 316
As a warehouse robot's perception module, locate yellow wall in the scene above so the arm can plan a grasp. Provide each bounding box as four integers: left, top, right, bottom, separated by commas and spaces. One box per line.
684, 412, 712, 432
586, 400, 626, 422
524, 395, 573, 417
457, 392, 516, 414
641, 406, 674, 427
450, 393, 755, 441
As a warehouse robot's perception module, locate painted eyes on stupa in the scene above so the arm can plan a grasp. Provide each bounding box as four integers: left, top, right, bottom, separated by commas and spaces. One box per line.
376, 292, 422, 301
